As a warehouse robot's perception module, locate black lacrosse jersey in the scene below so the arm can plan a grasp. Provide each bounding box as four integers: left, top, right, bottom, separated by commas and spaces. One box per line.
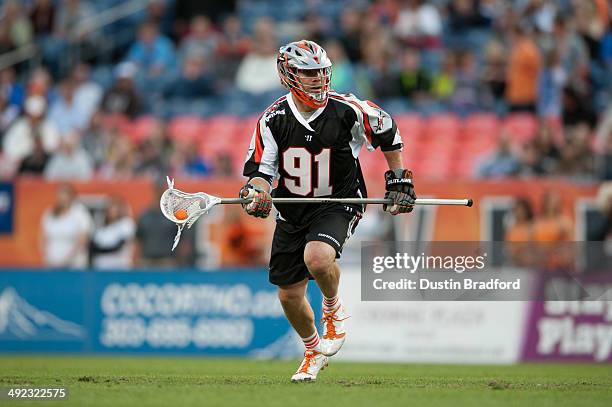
243, 91, 403, 225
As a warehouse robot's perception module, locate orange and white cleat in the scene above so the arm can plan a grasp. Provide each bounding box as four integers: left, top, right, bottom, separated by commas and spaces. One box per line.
320, 303, 349, 357
290, 350, 329, 382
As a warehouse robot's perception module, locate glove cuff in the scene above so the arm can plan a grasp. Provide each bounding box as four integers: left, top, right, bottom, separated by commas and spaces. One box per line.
384, 169, 414, 187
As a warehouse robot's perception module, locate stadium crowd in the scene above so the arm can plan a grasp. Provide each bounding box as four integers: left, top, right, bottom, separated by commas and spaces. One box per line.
0, 0, 611, 182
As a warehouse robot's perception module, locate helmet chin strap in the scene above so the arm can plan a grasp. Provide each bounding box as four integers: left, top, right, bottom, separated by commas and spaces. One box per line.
292, 90, 327, 109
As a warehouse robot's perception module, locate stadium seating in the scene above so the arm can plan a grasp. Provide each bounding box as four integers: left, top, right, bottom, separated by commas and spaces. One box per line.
503, 113, 538, 144
100, 112, 545, 180
126, 116, 161, 143
168, 116, 205, 145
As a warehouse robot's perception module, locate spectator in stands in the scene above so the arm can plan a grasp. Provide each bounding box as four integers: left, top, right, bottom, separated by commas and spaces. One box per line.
3, 96, 59, 164
41, 183, 92, 269
29, 0, 56, 36
447, 0, 490, 35
556, 122, 594, 179
46, 0, 95, 77
533, 121, 561, 163
515, 140, 551, 176
533, 190, 573, 241
505, 197, 535, 266
506, 24, 542, 112
136, 184, 183, 267
450, 50, 482, 114
482, 39, 506, 106
100, 62, 141, 118
398, 48, 431, 101
303, 13, 329, 45
0, 92, 19, 138
54, 0, 93, 40
0, 0, 33, 54
82, 112, 110, 170
26, 67, 52, 98
561, 84, 597, 127
173, 0, 237, 33
547, 15, 590, 92
98, 134, 135, 179
235, 17, 282, 95
133, 121, 173, 179
521, 0, 557, 34
44, 130, 93, 181
537, 49, 566, 118
574, 0, 606, 62
17, 135, 49, 175
325, 40, 356, 93
475, 132, 520, 178
394, 0, 442, 49
90, 197, 136, 270
163, 52, 215, 99
48, 79, 89, 134
71, 63, 103, 125
215, 14, 251, 84
601, 27, 612, 68
362, 41, 401, 100
0, 66, 24, 107
338, 9, 363, 63
173, 140, 212, 177
431, 52, 456, 102
145, 0, 174, 38
506, 198, 535, 241
126, 20, 176, 78
179, 15, 219, 63
0, 67, 24, 133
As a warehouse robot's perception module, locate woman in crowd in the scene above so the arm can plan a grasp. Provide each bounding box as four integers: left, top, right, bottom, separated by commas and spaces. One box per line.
89, 197, 135, 270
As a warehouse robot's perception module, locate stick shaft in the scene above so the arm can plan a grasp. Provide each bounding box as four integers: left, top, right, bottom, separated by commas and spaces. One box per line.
220, 197, 473, 206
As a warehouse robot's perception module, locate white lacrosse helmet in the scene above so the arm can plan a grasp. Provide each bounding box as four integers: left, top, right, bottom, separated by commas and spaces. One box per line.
277, 40, 332, 108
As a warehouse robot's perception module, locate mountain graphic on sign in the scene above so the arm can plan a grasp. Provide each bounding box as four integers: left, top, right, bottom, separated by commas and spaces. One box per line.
0, 287, 85, 340
249, 329, 303, 359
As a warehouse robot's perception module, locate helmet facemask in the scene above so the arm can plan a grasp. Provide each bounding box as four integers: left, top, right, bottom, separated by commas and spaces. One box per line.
277, 40, 333, 109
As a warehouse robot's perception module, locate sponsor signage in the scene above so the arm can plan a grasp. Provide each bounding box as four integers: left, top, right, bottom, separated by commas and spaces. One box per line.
521, 274, 612, 362
0, 270, 321, 357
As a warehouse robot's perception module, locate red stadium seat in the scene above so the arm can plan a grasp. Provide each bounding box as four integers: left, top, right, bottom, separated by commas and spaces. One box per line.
126, 116, 161, 143
235, 117, 258, 142
395, 114, 423, 141
504, 113, 538, 143
204, 116, 240, 142
424, 114, 460, 140
463, 113, 500, 141
414, 154, 453, 179
168, 116, 204, 145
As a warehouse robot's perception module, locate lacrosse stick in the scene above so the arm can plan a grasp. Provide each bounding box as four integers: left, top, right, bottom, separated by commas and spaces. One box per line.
160, 177, 473, 250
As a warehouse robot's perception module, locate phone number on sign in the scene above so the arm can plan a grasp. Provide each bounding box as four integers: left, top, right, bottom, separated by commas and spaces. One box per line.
1, 388, 68, 399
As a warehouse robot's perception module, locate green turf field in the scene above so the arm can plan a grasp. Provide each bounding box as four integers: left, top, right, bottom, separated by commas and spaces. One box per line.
0, 356, 611, 407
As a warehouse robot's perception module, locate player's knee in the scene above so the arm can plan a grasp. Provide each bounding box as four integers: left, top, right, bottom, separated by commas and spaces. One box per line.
304, 242, 335, 277
278, 280, 307, 307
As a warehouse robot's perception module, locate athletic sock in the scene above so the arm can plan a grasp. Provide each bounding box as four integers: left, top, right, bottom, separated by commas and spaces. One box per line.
323, 294, 340, 313
302, 331, 321, 351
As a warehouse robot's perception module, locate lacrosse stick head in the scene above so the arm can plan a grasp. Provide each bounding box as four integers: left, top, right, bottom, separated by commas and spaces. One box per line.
160, 177, 221, 250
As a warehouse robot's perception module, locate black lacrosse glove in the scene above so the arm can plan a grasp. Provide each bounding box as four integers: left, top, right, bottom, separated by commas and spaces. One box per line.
239, 183, 272, 218
383, 169, 416, 215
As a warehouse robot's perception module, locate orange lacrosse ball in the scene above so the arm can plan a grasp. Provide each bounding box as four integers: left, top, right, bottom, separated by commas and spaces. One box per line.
174, 209, 188, 220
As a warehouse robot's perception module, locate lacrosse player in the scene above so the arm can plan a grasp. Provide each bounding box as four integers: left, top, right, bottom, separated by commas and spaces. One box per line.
241, 40, 417, 382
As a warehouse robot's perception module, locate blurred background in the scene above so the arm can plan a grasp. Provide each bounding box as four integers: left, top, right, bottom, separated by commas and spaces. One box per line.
0, 0, 610, 363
